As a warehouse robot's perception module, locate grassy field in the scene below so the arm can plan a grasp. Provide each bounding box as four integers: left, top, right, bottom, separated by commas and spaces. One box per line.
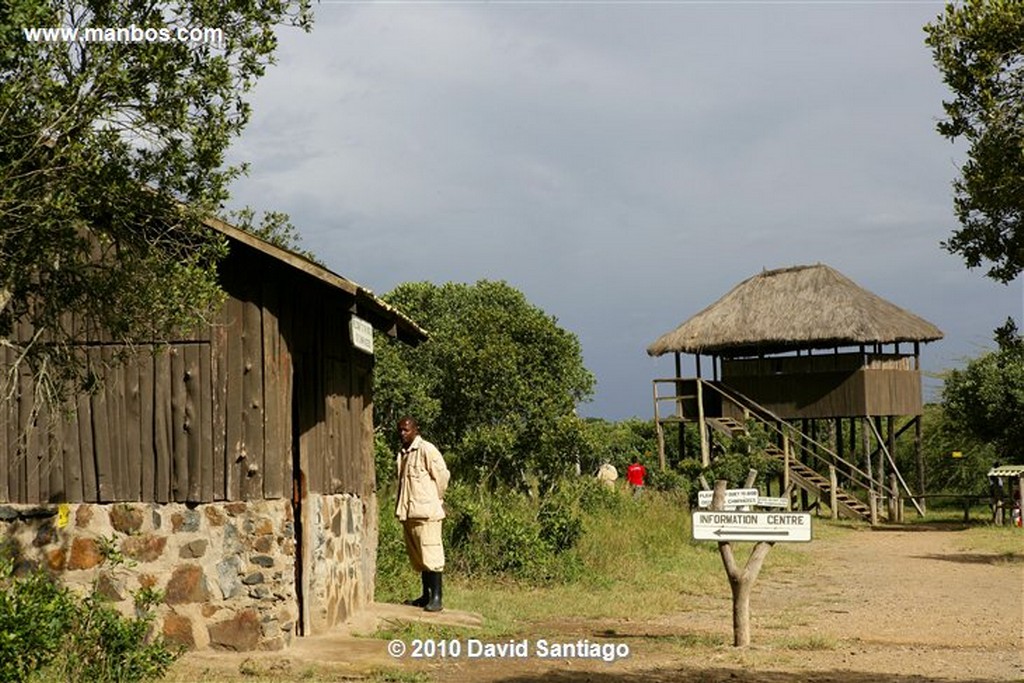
377, 488, 1021, 642
377, 489, 817, 640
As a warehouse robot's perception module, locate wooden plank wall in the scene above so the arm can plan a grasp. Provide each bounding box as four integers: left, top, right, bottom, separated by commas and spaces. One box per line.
294, 290, 376, 498
721, 368, 923, 419
0, 342, 215, 504
0, 240, 377, 505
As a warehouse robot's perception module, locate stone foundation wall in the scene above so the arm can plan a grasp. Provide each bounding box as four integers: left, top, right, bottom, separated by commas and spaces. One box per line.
304, 492, 377, 634
0, 499, 299, 651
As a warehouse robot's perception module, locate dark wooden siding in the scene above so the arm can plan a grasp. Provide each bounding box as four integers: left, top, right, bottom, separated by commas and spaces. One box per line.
1, 238, 377, 505
1, 342, 212, 503
292, 286, 376, 498
721, 353, 923, 419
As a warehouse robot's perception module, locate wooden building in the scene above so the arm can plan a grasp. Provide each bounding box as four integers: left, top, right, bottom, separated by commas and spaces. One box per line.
0, 217, 426, 648
648, 264, 943, 522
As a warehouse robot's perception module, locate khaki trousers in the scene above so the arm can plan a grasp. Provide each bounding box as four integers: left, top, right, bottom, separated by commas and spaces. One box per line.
402, 519, 445, 572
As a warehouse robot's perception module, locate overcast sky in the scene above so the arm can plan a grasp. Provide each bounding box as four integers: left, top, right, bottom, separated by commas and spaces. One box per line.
227, 0, 1021, 420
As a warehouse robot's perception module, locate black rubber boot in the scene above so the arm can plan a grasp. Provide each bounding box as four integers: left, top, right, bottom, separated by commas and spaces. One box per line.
423, 571, 443, 612
404, 572, 430, 607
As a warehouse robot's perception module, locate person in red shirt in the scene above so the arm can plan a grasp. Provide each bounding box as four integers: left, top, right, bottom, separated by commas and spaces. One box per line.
626, 456, 646, 498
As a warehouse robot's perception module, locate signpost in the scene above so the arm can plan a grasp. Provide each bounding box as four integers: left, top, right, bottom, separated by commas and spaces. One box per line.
691, 511, 812, 542
695, 477, 811, 648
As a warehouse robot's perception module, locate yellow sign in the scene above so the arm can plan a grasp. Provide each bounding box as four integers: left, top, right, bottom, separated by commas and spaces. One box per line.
952, 451, 963, 459
57, 504, 70, 529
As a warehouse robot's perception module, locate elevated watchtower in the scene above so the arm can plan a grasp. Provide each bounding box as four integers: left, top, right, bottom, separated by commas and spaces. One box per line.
648, 264, 943, 522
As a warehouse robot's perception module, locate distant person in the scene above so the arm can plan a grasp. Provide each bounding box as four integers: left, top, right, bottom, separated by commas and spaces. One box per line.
395, 417, 449, 612
989, 461, 1005, 499
596, 462, 618, 489
626, 456, 647, 498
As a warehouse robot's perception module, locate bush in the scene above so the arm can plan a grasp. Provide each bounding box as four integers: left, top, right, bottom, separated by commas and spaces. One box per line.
0, 545, 181, 683
377, 480, 592, 591
0, 557, 74, 681
645, 466, 689, 494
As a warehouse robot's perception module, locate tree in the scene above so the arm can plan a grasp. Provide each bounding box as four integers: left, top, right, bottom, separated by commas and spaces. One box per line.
0, 0, 311, 400
941, 318, 1024, 464
925, 1, 1024, 283
374, 280, 595, 489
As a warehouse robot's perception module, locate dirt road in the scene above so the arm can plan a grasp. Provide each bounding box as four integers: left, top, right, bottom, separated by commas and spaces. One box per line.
169, 525, 1024, 682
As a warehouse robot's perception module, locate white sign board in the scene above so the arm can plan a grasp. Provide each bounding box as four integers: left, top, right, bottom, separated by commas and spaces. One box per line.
757, 496, 790, 509
691, 511, 812, 543
697, 488, 760, 509
350, 316, 374, 355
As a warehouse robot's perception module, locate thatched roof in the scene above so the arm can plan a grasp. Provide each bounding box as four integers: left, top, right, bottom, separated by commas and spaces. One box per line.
647, 264, 943, 357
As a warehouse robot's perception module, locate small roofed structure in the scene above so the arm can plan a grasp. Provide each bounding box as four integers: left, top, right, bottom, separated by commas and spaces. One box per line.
648, 264, 943, 523
987, 465, 1024, 527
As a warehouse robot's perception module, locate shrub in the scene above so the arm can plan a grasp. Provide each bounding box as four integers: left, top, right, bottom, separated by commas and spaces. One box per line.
0, 543, 181, 683
538, 493, 583, 553
0, 556, 74, 682
645, 466, 689, 494
377, 479, 591, 591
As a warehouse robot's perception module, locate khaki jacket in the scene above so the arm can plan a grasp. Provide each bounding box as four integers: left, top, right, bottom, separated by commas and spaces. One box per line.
395, 435, 450, 521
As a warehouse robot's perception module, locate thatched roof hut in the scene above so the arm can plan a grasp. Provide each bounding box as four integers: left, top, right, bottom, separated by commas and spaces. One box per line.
647, 264, 943, 358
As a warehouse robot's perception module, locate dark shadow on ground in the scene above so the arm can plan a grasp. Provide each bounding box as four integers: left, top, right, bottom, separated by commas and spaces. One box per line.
912, 552, 1024, 566
486, 665, 1003, 683
868, 522, 981, 532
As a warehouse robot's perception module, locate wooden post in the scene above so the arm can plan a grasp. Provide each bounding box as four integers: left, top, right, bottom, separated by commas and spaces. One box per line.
863, 416, 874, 496
696, 379, 709, 467
675, 353, 685, 463
782, 434, 790, 496
712, 473, 773, 648
915, 416, 926, 515
829, 465, 838, 520
888, 473, 898, 522
869, 492, 878, 526
653, 381, 666, 472
876, 417, 887, 498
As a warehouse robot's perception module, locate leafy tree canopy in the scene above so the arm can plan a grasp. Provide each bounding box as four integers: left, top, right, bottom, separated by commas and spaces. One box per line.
925, 0, 1024, 283
941, 318, 1024, 464
374, 280, 595, 490
0, 0, 311, 396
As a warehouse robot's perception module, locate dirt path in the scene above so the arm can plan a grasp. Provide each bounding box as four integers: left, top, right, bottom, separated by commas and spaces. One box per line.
169, 525, 1024, 682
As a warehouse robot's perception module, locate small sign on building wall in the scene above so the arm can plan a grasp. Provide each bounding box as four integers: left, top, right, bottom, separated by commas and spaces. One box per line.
350, 315, 374, 355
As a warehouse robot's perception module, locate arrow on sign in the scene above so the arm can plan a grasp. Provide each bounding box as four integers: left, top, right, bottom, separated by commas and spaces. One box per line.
713, 528, 789, 538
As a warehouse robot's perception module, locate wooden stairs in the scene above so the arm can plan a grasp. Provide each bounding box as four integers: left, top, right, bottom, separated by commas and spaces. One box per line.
707, 417, 872, 521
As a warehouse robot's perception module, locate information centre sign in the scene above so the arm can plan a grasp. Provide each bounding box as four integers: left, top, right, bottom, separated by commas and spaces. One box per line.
691, 511, 812, 542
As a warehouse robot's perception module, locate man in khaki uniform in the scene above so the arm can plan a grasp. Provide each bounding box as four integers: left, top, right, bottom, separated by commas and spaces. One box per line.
395, 417, 450, 612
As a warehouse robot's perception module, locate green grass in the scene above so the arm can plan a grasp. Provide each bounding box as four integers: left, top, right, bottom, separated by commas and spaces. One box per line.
396, 490, 821, 638
771, 634, 839, 651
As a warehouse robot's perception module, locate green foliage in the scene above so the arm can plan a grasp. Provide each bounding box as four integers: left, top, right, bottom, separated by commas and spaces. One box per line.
578, 417, 659, 475
0, 556, 75, 681
0, 0, 312, 399
903, 404, 995, 496
941, 319, 1024, 465
56, 593, 179, 683
925, 0, 1024, 282
0, 550, 180, 683
228, 207, 320, 265
374, 280, 594, 490
645, 465, 689, 493
377, 479, 604, 593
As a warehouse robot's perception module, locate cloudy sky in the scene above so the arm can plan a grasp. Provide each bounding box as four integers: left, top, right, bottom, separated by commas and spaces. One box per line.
227, 0, 1021, 420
